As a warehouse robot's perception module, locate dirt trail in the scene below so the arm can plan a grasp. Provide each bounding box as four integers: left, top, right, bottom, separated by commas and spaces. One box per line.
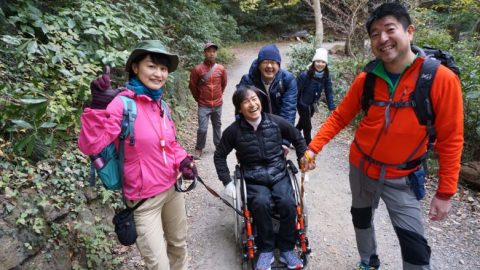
184, 42, 480, 270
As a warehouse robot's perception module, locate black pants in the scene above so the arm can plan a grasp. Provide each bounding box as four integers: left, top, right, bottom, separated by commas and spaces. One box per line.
296, 108, 313, 144
247, 176, 296, 252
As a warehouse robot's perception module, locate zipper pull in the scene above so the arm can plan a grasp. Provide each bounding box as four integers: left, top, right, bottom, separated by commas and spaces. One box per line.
160, 139, 167, 164
384, 99, 392, 133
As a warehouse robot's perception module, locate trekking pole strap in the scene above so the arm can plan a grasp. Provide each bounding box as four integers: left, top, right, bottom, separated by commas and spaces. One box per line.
196, 177, 243, 216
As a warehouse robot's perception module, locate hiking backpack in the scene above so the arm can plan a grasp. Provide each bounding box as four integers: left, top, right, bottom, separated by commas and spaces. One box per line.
361, 46, 460, 151
89, 95, 137, 190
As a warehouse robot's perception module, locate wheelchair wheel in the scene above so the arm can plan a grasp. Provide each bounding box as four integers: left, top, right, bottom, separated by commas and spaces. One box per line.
234, 178, 244, 248
301, 251, 309, 267
242, 257, 255, 270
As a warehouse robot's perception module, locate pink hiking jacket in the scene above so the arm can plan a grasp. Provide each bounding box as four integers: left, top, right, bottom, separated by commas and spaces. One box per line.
78, 90, 188, 200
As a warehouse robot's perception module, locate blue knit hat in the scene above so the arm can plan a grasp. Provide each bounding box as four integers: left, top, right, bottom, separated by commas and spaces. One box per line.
257, 44, 281, 65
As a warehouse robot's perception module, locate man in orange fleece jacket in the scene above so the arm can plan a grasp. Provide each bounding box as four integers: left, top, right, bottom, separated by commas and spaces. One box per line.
302, 3, 463, 270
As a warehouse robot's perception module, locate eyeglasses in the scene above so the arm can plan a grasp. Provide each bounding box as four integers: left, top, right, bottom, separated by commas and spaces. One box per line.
260, 60, 278, 67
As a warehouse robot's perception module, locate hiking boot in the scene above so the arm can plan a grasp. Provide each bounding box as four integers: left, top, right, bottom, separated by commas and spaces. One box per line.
193, 149, 202, 160
355, 255, 381, 270
279, 250, 303, 269
256, 252, 274, 270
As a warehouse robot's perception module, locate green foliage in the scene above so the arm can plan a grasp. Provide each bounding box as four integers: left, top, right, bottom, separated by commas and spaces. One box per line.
422, 0, 480, 38
286, 39, 316, 76
77, 222, 121, 269
0, 0, 166, 160
155, 0, 240, 69
1, 145, 125, 268
452, 37, 480, 161
219, 0, 311, 41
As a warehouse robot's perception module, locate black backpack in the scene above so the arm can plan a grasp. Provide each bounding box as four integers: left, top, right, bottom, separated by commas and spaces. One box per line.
361, 45, 460, 151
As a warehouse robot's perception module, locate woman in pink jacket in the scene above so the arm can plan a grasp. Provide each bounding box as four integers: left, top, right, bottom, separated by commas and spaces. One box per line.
78, 40, 196, 270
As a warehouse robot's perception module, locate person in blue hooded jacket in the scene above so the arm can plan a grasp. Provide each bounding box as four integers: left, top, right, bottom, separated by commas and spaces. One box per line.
237, 44, 297, 126
296, 48, 335, 144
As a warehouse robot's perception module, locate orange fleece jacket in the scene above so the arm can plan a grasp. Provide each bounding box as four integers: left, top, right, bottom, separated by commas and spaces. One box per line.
309, 57, 463, 198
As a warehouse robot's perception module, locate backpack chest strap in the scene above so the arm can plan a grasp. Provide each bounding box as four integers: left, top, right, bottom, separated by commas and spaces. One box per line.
368, 99, 413, 108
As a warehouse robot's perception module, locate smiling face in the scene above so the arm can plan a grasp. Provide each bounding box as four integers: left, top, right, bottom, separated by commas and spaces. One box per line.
314, 60, 327, 72
369, 15, 415, 73
132, 55, 169, 90
259, 60, 279, 82
239, 89, 262, 121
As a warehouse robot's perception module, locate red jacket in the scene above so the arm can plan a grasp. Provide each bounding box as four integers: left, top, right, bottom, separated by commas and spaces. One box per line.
189, 60, 227, 107
309, 56, 463, 198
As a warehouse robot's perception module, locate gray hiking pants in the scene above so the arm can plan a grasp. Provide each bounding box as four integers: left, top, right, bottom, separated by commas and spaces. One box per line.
349, 164, 431, 270
196, 105, 222, 150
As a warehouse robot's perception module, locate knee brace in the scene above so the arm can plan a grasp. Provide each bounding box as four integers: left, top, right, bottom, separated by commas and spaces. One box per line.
350, 207, 372, 229
394, 226, 431, 265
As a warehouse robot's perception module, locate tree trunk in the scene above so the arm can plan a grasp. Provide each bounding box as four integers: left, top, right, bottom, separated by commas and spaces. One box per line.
312, 0, 323, 48
344, 36, 353, 56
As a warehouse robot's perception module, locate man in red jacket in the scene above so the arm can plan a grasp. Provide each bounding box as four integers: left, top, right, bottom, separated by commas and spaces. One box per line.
189, 42, 228, 159
302, 3, 463, 270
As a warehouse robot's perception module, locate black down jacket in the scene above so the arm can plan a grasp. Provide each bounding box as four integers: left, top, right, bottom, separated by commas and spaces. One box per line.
214, 113, 307, 186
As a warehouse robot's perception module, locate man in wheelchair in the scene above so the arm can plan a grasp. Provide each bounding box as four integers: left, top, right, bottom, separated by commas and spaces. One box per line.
214, 85, 308, 270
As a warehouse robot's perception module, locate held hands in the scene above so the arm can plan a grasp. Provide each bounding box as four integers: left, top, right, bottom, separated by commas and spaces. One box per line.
300, 149, 317, 172
224, 181, 236, 198
179, 156, 198, 180
89, 66, 122, 109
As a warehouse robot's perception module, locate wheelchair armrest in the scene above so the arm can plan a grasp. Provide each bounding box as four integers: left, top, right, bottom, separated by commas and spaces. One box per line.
286, 160, 299, 174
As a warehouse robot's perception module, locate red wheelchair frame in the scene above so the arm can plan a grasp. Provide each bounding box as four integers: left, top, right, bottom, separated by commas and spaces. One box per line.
232, 160, 311, 270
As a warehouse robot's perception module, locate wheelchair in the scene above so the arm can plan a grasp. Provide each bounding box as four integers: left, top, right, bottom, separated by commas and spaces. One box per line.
232, 160, 311, 270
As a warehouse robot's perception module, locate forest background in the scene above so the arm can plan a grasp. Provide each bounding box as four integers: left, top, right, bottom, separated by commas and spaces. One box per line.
0, 0, 479, 269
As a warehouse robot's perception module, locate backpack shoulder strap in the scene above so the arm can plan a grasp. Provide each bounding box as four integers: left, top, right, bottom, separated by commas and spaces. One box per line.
412, 58, 439, 125
361, 59, 378, 114
412, 58, 440, 149
118, 96, 137, 145
199, 63, 218, 85
160, 99, 172, 121
362, 73, 376, 114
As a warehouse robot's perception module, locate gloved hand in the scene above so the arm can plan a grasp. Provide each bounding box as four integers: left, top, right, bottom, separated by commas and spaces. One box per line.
89, 66, 122, 109
224, 181, 236, 198
179, 156, 198, 180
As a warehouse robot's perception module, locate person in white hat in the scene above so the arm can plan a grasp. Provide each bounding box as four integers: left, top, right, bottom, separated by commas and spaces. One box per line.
296, 48, 335, 144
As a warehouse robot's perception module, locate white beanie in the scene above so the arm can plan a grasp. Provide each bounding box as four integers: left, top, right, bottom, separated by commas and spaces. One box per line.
312, 48, 328, 64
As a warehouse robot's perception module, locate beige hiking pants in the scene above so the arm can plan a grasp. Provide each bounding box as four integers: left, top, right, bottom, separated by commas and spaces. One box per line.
129, 186, 188, 270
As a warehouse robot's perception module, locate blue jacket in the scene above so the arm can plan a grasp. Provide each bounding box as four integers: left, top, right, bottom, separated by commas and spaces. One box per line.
296, 71, 335, 111
237, 59, 297, 125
